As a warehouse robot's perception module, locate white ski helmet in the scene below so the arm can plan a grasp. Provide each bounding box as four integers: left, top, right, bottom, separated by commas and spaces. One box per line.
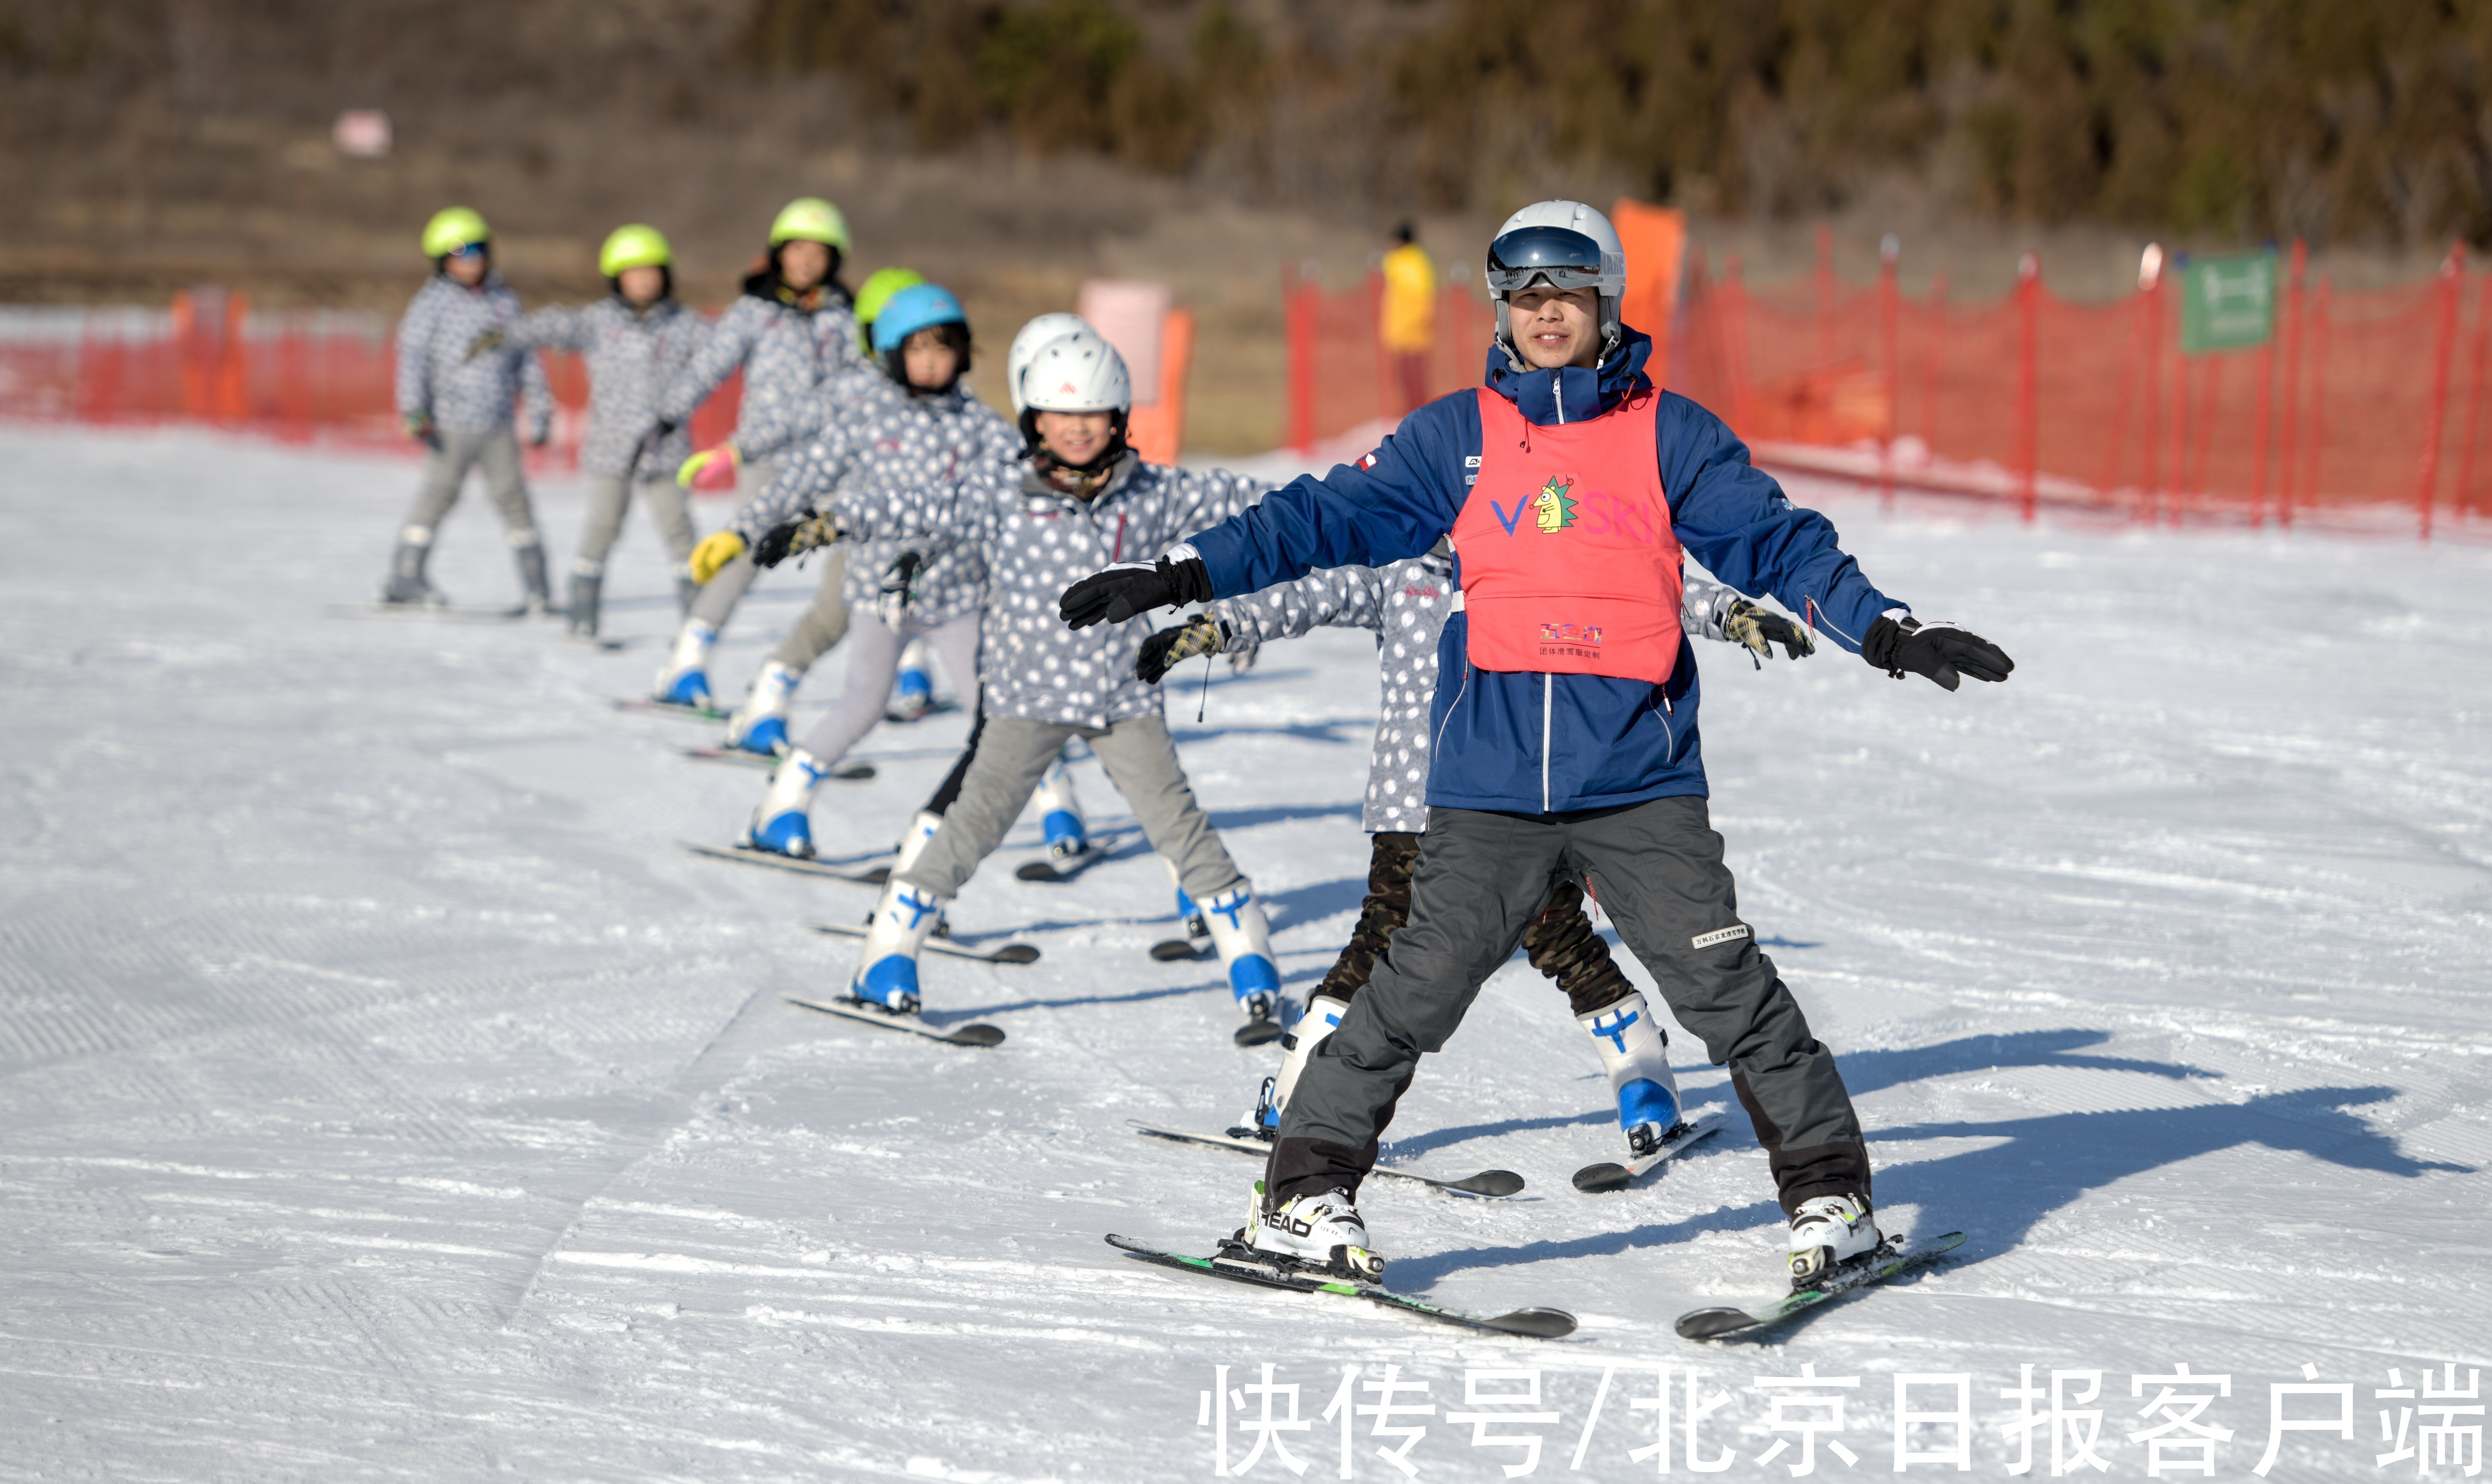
1485, 199, 1628, 368
1005, 312, 1094, 414
1019, 329, 1132, 415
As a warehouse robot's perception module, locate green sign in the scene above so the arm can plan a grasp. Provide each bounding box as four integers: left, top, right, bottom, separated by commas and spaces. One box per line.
2180, 251, 2277, 354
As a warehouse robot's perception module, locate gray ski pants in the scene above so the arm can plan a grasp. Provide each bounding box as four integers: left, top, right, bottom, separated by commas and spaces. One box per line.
685, 464, 850, 659
401, 426, 538, 545
796, 607, 980, 766
1272, 796, 1869, 1215
574, 474, 695, 577
898, 712, 1246, 903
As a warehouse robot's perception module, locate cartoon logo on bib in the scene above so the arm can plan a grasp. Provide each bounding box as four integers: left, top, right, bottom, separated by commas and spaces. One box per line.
1532, 475, 1580, 534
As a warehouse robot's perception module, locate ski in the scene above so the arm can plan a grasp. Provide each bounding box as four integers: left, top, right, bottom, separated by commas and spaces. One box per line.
1014, 846, 1105, 883
1673, 1230, 1968, 1340
325, 601, 527, 623
680, 747, 875, 779
1125, 1120, 1525, 1198
680, 840, 890, 884
1105, 1233, 1572, 1338
614, 696, 731, 723
1233, 1018, 1284, 1047
1570, 1110, 1731, 1192
783, 994, 1004, 1047
1149, 938, 1205, 962
807, 920, 1040, 965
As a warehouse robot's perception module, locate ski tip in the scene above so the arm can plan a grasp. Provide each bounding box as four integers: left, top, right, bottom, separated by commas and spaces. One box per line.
1148, 939, 1204, 962
1673, 1306, 1755, 1341
943, 1023, 1006, 1047
984, 943, 1041, 964
835, 763, 876, 780
1446, 1169, 1527, 1198
1013, 860, 1062, 882
1571, 1162, 1632, 1193
1487, 1307, 1578, 1339
856, 865, 891, 885
1232, 1019, 1285, 1048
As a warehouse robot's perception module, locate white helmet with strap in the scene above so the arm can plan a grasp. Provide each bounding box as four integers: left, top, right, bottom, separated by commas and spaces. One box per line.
1018, 329, 1132, 415
1005, 312, 1093, 414
1484, 199, 1628, 368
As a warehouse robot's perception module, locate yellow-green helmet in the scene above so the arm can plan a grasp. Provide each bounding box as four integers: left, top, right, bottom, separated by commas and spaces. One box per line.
768, 196, 851, 252
598, 223, 672, 278
421, 206, 490, 259
853, 266, 927, 352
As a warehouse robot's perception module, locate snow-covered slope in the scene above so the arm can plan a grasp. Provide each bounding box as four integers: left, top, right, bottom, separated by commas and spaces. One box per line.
1, 425, 2486, 1481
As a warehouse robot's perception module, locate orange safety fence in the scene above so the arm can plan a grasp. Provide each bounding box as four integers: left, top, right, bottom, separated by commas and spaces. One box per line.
1675, 239, 2491, 538
0, 290, 744, 472
1285, 233, 2491, 538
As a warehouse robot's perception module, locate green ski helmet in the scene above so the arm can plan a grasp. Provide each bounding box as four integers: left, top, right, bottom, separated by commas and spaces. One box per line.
852, 266, 927, 354
768, 197, 852, 252
421, 206, 490, 259
597, 223, 672, 278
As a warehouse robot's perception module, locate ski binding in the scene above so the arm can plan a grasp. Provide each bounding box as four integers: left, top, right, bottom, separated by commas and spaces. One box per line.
1673, 1230, 1967, 1340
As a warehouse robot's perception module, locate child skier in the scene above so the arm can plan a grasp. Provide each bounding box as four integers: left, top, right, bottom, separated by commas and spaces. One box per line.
1064, 199, 2014, 1287
719, 265, 925, 755
726, 282, 1007, 855
381, 207, 555, 611
481, 224, 709, 638
651, 197, 863, 709
1137, 553, 1817, 1164
749, 325, 1286, 1032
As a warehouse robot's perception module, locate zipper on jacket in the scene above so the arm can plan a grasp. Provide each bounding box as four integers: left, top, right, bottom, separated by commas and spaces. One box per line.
1432, 663, 1474, 758
1552, 371, 1566, 425
1540, 673, 1553, 813
1654, 690, 1678, 766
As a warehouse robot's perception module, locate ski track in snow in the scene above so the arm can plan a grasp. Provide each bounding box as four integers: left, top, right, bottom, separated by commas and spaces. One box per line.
1, 424, 2487, 1481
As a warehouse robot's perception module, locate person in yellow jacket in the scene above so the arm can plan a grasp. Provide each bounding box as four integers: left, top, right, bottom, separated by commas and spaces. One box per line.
1379, 221, 1436, 416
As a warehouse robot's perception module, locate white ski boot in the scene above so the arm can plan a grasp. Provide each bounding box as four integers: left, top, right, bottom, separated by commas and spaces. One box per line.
1245, 1181, 1383, 1282
1577, 991, 1683, 1158
512, 534, 554, 616
727, 660, 801, 755
565, 566, 603, 639
1788, 1194, 1882, 1286
1201, 885, 1282, 1023
848, 879, 949, 1013
889, 638, 937, 721
746, 749, 831, 858
891, 810, 945, 876
653, 619, 718, 708
1241, 994, 1349, 1138
1035, 753, 1086, 858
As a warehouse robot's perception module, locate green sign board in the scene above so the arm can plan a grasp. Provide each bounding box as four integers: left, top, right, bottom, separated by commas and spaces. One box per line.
2180, 251, 2277, 354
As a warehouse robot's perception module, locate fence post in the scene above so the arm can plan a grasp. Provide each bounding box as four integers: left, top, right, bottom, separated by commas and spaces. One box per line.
2303, 275, 2332, 511
1878, 234, 1899, 511
2416, 244, 2466, 540
2250, 314, 2274, 528
1284, 263, 1315, 454
2461, 265, 2492, 519
2276, 240, 2305, 528
2015, 252, 2039, 520
2141, 251, 2163, 522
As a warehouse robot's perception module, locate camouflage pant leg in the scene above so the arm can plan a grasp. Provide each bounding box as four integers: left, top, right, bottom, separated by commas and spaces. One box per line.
1315, 832, 1420, 1002
1521, 877, 1641, 1021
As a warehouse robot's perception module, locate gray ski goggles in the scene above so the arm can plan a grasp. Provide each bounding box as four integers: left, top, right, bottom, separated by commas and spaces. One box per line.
1485, 226, 1608, 294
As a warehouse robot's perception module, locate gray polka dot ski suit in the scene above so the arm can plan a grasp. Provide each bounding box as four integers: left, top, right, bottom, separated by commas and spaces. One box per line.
830, 452, 1274, 728
393, 273, 552, 436
657, 289, 863, 462
505, 297, 709, 478
733, 371, 1014, 627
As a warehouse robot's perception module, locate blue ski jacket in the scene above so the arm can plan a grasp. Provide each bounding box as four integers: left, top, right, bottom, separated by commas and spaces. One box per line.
1181, 329, 1905, 815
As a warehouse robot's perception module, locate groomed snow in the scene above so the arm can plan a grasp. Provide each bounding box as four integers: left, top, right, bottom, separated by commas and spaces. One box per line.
1, 424, 2487, 1482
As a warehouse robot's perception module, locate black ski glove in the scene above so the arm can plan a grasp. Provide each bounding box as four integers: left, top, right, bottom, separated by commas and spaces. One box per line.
1724, 599, 1816, 663
752, 512, 842, 569
1861, 614, 2015, 691
1136, 614, 1230, 683
1060, 553, 1213, 629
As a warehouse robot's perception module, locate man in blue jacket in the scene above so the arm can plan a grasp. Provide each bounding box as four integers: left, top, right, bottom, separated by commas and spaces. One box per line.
1063, 201, 2013, 1289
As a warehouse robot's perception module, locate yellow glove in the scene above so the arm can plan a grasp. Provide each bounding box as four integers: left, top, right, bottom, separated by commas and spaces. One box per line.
688, 530, 747, 585
677, 442, 743, 491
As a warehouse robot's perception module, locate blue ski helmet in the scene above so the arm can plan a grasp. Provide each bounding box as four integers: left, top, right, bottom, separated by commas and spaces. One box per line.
873, 283, 969, 354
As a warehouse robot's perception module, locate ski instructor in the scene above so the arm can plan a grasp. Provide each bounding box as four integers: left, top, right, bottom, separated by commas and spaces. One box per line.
1059, 200, 2014, 1288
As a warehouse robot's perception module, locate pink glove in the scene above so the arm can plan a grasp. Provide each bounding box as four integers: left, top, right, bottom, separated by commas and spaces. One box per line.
677, 443, 742, 491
